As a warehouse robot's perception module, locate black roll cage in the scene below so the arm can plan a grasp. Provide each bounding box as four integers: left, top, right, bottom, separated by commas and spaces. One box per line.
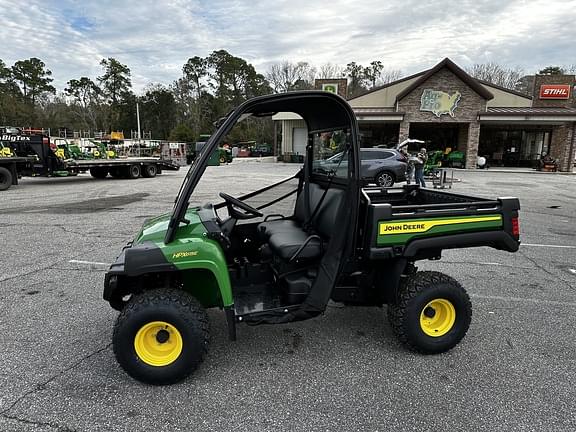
165, 91, 362, 247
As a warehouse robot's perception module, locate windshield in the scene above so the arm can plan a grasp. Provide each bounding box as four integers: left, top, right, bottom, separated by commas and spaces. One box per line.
311, 130, 349, 178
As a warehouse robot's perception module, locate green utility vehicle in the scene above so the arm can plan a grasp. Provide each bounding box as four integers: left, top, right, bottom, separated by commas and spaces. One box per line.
103, 92, 521, 385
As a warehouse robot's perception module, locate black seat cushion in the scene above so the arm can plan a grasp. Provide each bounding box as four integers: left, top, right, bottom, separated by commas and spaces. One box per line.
258, 219, 300, 240
258, 183, 343, 262
268, 230, 322, 261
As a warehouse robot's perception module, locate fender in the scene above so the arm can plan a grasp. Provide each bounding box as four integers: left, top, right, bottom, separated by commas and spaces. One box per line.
104, 240, 233, 309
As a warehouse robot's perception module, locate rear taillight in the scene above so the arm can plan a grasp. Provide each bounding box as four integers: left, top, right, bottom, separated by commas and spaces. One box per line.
512, 217, 520, 237
397, 154, 407, 162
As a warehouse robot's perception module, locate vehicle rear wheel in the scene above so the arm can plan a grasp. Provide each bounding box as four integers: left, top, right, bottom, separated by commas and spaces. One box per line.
142, 164, 157, 178
219, 156, 226, 164
89, 167, 108, 179
0, 167, 13, 191
126, 164, 141, 179
375, 171, 395, 187
388, 271, 471, 354
113, 288, 210, 385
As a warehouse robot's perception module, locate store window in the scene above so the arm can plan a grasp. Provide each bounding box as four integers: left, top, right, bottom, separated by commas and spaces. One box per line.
479, 127, 552, 167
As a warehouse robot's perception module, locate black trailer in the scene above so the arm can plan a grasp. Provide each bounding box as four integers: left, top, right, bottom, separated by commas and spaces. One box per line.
65, 157, 180, 180
0, 133, 179, 191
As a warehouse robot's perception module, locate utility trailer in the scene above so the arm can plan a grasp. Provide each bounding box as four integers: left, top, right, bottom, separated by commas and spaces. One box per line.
102, 92, 521, 385
0, 133, 179, 191
64, 157, 180, 180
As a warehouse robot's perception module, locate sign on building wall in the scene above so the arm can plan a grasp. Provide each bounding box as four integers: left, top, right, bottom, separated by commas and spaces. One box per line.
539, 85, 571, 100
321, 83, 339, 94
420, 89, 461, 117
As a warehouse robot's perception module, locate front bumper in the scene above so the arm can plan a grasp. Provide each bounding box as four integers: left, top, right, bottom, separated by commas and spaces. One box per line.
103, 241, 179, 303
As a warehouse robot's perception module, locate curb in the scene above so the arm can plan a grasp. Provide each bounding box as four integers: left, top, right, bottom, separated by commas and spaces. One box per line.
456, 168, 576, 176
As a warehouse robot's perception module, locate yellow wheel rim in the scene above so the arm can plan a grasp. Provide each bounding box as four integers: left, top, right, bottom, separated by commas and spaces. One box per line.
134, 321, 183, 366
420, 299, 456, 337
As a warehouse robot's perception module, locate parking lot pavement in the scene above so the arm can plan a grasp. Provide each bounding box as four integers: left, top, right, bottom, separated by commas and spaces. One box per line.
1, 163, 575, 431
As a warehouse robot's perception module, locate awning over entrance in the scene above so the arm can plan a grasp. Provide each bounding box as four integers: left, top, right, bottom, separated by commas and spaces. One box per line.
479, 107, 576, 123
352, 108, 404, 122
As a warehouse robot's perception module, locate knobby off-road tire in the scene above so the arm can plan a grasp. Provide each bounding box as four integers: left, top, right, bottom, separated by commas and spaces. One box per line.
113, 288, 210, 385
0, 166, 13, 191
388, 271, 471, 354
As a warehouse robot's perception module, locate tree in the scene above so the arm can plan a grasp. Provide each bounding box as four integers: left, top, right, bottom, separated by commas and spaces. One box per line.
65, 77, 101, 129
182, 56, 208, 100
363, 60, 384, 89
466, 62, 524, 90
0, 59, 12, 88
169, 123, 195, 142
514, 75, 535, 95
176, 56, 211, 137
380, 69, 403, 85
11, 57, 56, 107
345, 62, 368, 97
97, 58, 132, 105
317, 63, 345, 79
538, 66, 565, 75
266, 61, 315, 93
97, 58, 132, 130
140, 84, 177, 140
0, 59, 23, 124
207, 50, 271, 115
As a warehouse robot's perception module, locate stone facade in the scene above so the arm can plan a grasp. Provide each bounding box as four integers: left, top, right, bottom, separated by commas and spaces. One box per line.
315, 79, 348, 99
532, 74, 576, 108
550, 124, 575, 171
396, 68, 487, 168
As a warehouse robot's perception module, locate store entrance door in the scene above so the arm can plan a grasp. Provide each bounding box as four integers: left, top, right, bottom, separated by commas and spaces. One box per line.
409, 123, 462, 152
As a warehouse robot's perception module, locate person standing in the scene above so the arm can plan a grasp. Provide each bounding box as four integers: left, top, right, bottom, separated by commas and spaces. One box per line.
401, 146, 414, 184
414, 147, 428, 187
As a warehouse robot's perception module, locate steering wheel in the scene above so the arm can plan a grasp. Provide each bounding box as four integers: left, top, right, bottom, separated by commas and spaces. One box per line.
219, 192, 263, 220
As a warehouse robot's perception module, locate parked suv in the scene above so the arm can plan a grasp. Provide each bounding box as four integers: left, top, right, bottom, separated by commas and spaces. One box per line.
317, 147, 407, 186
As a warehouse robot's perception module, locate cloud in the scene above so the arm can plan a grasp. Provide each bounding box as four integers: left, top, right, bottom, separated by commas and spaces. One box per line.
0, 0, 574, 93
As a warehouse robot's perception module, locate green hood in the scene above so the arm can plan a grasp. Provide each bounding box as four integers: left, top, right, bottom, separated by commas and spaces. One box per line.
135, 209, 205, 244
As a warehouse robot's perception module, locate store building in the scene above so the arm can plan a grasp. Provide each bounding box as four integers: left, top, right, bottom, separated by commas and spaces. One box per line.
274, 58, 576, 171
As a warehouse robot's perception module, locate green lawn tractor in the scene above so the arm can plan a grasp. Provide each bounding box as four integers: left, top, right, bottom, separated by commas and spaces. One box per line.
103, 92, 521, 385
424, 150, 444, 175
445, 150, 465, 168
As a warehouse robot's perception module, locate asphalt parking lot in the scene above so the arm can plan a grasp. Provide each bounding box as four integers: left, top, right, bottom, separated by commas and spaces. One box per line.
1, 162, 575, 432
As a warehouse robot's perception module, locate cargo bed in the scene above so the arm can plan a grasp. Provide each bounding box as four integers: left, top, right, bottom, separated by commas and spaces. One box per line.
361, 185, 520, 260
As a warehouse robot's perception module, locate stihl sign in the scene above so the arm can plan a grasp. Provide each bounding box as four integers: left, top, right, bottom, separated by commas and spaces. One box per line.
539, 85, 571, 100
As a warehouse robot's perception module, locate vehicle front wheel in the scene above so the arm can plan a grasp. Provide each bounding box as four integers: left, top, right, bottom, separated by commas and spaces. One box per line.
113, 288, 210, 385
388, 271, 471, 354
375, 171, 395, 187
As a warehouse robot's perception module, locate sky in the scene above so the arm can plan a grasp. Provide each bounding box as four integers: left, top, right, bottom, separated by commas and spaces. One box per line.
0, 0, 574, 93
